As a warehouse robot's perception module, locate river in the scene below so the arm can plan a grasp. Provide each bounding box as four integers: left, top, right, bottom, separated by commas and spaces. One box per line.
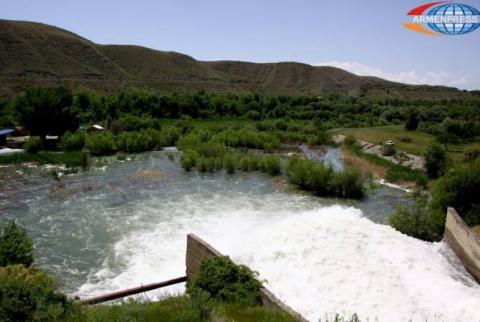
0, 151, 479, 321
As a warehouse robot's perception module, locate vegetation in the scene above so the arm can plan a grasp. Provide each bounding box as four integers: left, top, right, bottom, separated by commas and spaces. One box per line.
286, 157, 365, 199
344, 140, 427, 185
424, 143, 448, 178
0, 152, 87, 168
8, 86, 79, 138
0, 221, 34, 267
389, 159, 480, 241
0, 265, 73, 322
187, 256, 263, 306
24, 136, 43, 153
0, 221, 74, 322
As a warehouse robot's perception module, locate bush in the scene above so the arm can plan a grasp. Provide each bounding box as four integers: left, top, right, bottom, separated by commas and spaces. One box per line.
85, 133, 116, 156
174, 115, 195, 134
181, 151, 198, 171
431, 159, 480, 227
286, 157, 364, 199
388, 192, 438, 241
260, 155, 282, 176
0, 221, 33, 267
24, 137, 43, 153
187, 256, 263, 306
246, 110, 261, 121
0, 265, 72, 322
115, 114, 161, 132
156, 127, 181, 147
424, 143, 448, 178
115, 130, 155, 153
60, 131, 85, 151
223, 155, 236, 174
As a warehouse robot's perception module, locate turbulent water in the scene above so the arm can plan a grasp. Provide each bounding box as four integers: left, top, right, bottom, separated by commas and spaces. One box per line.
1, 152, 479, 322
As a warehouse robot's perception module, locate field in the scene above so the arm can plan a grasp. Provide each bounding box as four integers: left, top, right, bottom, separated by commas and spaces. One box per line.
337, 125, 480, 161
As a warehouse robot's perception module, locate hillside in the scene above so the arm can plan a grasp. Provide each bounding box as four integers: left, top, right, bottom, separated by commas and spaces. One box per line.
0, 19, 476, 100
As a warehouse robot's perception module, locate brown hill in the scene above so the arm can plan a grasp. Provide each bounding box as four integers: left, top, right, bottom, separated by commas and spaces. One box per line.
0, 19, 475, 100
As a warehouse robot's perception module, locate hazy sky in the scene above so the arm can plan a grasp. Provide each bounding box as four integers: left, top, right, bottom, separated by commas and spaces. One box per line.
2, 0, 480, 90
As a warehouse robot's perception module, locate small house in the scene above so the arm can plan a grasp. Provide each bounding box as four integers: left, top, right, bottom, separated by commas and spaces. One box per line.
0, 129, 14, 146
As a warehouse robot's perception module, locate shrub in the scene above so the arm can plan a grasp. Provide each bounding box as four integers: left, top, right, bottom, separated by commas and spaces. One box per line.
308, 131, 332, 146
246, 110, 261, 121
85, 133, 116, 156
187, 256, 263, 306
0, 265, 72, 322
115, 131, 155, 153
156, 127, 181, 147
174, 115, 195, 134
60, 131, 85, 151
115, 114, 161, 132
274, 119, 288, 131
224, 155, 236, 174
388, 192, 438, 241
180, 151, 198, 171
0, 221, 33, 267
424, 143, 448, 178
286, 157, 364, 199
333, 167, 364, 199
431, 159, 480, 227
24, 137, 43, 153
260, 155, 282, 176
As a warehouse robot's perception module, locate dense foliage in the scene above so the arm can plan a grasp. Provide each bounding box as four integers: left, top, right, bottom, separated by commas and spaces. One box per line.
424, 143, 448, 179
286, 157, 365, 199
187, 256, 263, 306
0, 265, 73, 322
389, 159, 480, 241
1, 87, 479, 143
0, 221, 33, 267
0, 222, 73, 322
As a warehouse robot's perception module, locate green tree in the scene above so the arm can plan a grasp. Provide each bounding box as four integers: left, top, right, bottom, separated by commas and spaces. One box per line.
424, 143, 448, 179
0, 221, 34, 267
0, 265, 72, 322
405, 111, 419, 131
13, 87, 78, 138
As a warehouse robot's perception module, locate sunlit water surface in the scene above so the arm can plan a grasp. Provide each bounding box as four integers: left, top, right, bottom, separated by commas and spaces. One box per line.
1, 152, 479, 322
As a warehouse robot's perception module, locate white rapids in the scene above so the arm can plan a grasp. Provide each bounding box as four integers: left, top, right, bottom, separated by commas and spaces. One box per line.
76, 190, 480, 322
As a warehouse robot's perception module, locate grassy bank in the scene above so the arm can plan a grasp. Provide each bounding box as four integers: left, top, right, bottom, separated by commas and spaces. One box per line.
0, 151, 87, 168
343, 141, 427, 186
338, 125, 480, 161
69, 296, 296, 322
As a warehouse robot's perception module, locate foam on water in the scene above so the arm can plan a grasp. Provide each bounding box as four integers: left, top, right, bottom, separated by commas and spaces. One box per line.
76, 190, 480, 322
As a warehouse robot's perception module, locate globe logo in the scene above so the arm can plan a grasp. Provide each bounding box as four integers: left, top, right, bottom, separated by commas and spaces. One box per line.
404, 2, 480, 35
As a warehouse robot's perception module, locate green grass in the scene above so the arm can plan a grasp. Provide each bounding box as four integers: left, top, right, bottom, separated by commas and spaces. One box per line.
0, 151, 87, 167
67, 296, 296, 322
337, 125, 480, 161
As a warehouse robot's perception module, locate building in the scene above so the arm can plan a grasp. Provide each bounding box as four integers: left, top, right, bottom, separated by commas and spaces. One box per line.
0, 129, 14, 146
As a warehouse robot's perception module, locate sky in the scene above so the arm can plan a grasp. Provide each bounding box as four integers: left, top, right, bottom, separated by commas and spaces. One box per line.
2, 0, 480, 90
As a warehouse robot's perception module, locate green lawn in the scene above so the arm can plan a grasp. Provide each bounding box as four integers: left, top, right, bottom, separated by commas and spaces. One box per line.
337, 125, 480, 161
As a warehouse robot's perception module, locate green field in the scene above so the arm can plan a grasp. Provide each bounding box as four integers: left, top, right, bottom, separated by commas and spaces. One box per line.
337, 125, 480, 161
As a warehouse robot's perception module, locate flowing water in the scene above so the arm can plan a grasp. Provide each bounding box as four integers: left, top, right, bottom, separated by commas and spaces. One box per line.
1, 151, 479, 322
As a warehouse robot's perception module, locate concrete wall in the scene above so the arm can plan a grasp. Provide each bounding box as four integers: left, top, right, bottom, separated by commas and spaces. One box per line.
186, 234, 308, 322
443, 208, 480, 282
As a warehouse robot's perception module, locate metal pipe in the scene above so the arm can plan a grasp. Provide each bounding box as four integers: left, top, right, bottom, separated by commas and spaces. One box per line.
80, 276, 187, 305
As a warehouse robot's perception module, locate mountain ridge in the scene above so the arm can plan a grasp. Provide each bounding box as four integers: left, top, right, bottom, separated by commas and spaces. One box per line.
0, 19, 476, 101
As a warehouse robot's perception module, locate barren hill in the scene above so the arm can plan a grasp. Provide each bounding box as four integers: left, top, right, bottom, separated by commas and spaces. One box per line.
0, 19, 475, 100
